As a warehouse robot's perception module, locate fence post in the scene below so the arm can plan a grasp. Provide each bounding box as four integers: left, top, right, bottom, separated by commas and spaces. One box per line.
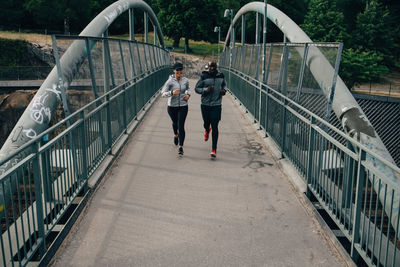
33, 143, 46, 257
306, 117, 316, 198
80, 111, 89, 192
106, 93, 113, 151
264, 84, 269, 137
351, 148, 366, 262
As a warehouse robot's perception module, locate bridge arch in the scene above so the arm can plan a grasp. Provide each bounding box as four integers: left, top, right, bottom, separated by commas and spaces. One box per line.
0, 0, 165, 160
222, 2, 395, 166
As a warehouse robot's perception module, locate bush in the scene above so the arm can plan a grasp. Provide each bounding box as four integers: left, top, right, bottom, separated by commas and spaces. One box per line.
339, 48, 389, 89
0, 38, 28, 66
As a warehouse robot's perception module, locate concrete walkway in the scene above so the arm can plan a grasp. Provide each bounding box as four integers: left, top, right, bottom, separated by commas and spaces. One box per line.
51, 80, 346, 266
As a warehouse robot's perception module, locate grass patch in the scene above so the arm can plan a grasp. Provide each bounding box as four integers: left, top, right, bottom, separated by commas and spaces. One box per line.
0, 31, 52, 46
0, 30, 222, 60
110, 32, 221, 60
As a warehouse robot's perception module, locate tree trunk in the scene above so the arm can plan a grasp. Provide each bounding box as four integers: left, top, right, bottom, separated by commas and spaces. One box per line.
173, 37, 180, 47
184, 37, 191, 53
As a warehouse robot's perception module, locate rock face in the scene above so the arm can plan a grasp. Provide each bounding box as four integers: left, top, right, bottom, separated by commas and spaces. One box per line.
170, 53, 208, 79
0, 91, 36, 148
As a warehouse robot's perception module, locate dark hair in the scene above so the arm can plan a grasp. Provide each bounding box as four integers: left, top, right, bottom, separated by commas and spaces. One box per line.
172, 62, 184, 70
208, 61, 217, 68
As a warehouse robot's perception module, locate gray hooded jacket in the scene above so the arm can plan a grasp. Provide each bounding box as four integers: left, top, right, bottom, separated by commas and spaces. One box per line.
161, 75, 191, 107
195, 71, 226, 106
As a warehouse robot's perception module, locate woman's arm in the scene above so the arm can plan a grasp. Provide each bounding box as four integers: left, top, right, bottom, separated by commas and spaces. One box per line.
161, 76, 173, 97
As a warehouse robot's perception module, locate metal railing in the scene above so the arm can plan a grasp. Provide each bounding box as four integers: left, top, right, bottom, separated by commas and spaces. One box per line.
352, 83, 400, 98
220, 43, 400, 267
0, 36, 170, 266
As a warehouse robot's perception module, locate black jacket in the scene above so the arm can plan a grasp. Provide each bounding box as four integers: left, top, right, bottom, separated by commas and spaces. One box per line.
195, 71, 226, 106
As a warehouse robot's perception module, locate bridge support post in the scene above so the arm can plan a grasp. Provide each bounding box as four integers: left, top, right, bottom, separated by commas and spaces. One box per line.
351, 149, 366, 262
129, 8, 135, 41
261, 0, 268, 84
144, 12, 148, 43
103, 31, 111, 94
33, 143, 46, 256
277, 44, 288, 156
306, 117, 316, 198
255, 13, 261, 44
79, 111, 89, 192
325, 43, 343, 122
241, 15, 245, 46
295, 43, 309, 103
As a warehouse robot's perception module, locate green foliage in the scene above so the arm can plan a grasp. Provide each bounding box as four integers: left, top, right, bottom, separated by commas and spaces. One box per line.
0, 0, 28, 28
353, 0, 397, 67
0, 38, 28, 66
0, 38, 30, 79
157, 0, 222, 50
301, 0, 350, 42
340, 48, 389, 89
24, 0, 92, 33
301, 0, 398, 86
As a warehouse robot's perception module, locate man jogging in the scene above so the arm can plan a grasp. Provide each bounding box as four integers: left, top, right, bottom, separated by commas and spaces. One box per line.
195, 61, 227, 158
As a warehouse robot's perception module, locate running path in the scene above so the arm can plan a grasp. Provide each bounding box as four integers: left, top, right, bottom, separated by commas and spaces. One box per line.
51, 79, 347, 266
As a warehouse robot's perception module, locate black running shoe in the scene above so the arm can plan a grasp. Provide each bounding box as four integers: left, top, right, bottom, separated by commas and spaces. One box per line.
174, 136, 178, 146
178, 147, 184, 155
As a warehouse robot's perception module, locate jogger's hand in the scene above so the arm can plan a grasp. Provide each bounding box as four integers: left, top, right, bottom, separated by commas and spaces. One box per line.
183, 94, 190, 101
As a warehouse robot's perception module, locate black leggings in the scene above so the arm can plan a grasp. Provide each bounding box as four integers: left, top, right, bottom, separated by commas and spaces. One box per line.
201, 105, 221, 150
167, 105, 188, 146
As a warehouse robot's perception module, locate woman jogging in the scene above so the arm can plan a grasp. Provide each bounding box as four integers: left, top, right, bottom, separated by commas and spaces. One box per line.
161, 62, 191, 156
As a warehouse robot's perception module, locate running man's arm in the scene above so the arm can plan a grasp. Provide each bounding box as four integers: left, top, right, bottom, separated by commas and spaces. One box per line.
195, 76, 210, 95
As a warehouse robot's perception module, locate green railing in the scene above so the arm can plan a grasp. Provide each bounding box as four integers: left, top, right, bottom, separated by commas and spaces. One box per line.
0, 36, 170, 266
220, 43, 400, 267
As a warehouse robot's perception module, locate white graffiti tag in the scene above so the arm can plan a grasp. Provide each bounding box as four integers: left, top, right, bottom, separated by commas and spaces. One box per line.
104, 2, 129, 26
22, 128, 37, 139
45, 83, 63, 100
0, 158, 19, 176
30, 94, 51, 124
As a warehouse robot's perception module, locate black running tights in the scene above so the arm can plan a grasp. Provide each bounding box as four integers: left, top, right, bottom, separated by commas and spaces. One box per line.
167, 105, 188, 146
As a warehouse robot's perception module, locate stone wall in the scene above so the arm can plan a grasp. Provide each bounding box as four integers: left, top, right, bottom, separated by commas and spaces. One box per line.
170, 53, 208, 79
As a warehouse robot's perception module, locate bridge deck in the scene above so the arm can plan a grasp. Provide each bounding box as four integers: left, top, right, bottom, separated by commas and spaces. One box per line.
50, 80, 345, 266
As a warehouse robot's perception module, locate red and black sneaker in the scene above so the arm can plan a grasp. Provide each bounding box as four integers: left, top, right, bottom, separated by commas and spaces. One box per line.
204, 127, 211, 141
210, 149, 217, 158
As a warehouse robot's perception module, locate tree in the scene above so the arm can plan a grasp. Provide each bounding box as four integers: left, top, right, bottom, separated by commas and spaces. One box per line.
24, 0, 91, 33
340, 48, 389, 89
0, 0, 30, 29
301, 0, 350, 43
353, 0, 397, 67
157, 0, 221, 51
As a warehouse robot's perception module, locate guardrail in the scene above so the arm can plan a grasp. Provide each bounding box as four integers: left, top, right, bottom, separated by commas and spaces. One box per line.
220, 43, 400, 267
0, 36, 170, 266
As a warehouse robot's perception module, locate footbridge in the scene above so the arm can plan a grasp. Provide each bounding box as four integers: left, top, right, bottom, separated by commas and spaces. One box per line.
0, 1, 399, 266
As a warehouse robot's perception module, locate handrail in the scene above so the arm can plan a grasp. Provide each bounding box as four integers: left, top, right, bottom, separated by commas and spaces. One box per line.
221, 43, 400, 265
